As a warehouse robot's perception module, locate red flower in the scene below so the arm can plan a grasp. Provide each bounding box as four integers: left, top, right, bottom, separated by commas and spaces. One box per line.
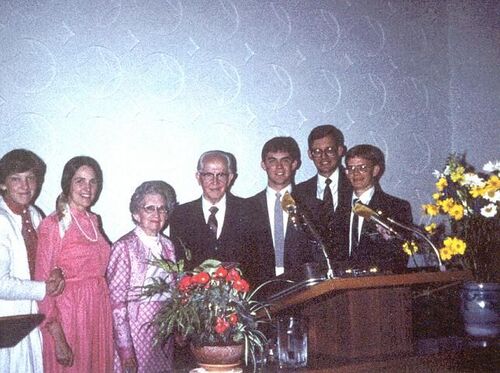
233, 279, 250, 293
192, 272, 210, 284
214, 317, 230, 334
228, 313, 238, 325
214, 266, 228, 279
226, 268, 241, 282
178, 275, 193, 291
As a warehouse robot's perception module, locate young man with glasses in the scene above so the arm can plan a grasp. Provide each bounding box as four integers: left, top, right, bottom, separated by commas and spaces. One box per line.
169, 150, 247, 271
293, 125, 353, 262
345, 144, 413, 272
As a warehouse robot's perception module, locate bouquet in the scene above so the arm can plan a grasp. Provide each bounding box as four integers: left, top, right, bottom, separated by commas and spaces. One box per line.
141, 258, 270, 365
421, 154, 499, 282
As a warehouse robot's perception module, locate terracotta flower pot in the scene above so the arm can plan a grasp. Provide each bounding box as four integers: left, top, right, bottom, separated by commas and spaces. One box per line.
191, 344, 244, 371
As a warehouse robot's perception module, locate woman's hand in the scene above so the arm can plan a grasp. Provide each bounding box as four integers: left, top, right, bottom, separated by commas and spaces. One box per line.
121, 357, 137, 373
47, 321, 74, 367
54, 338, 74, 367
45, 267, 65, 296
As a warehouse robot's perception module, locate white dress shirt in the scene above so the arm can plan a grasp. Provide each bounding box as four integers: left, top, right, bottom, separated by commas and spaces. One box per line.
349, 186, 375, 256
316, 168, 340, 211
201, 194, 227, 239
265, 185, 292, 276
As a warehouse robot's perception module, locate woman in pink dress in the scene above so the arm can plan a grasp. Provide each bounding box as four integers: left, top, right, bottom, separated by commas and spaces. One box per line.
35, 156, 114, 372
107, 181, 177, 373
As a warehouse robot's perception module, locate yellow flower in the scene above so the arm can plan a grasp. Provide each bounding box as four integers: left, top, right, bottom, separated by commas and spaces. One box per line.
451, 237, 466, 255
469, 186, 485, 198
436, 177, 448, 191
439, 246, 453, 261
450, 166, 464, 182
432, 192, 442, 201
402, 241, 419, 256
424, 223, 437, 234
437, 198, 455, 213
486, 175, 500, 190
423, 203, 440, 216
448, 204, 464, 220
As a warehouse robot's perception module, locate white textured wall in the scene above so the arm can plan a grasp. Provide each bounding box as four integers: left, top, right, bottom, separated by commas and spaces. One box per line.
0, 0, 498, 241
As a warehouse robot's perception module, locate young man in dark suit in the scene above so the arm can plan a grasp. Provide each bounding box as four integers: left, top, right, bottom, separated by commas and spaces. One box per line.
345, 144, 413, 272
293, 125, 352, 262
169, 150, 247, 270
243, 137, 318, 287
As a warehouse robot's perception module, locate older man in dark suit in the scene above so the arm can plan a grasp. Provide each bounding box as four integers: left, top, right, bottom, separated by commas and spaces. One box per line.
169, 150, 246, 270
293, 125, 352, 261
345, 144, 413, 272
243, 137, 318, 287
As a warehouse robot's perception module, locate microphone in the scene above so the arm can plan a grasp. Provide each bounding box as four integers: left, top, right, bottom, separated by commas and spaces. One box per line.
353, 201, 402, 238
281, 192, 301, 228
281, 191, 335, 279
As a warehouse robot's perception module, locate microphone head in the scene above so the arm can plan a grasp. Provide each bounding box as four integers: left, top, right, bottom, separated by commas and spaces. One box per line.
281, 191, 296, 212
353, 201, 375, 220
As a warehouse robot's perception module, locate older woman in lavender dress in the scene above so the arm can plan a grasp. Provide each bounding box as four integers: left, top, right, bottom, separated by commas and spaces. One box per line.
107, 181, 177, 373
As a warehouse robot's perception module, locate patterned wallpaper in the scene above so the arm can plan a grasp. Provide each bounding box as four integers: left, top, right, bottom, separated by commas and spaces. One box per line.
0, 0, 498, 241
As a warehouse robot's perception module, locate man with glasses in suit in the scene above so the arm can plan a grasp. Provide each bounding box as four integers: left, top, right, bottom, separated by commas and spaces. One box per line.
345, 144, 413, 272
293, 125, 352, 261
170, 150, 246, 270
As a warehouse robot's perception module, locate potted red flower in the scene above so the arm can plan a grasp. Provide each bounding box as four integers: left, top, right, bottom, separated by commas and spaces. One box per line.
142, 258, 270, 370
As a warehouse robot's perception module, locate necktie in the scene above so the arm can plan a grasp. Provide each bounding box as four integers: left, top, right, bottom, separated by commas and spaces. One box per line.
207, 206, 218, 240
322, 178, 334, 223
21, 209, 38, 279
351, 199, 359, 255
274, 192, 284, 268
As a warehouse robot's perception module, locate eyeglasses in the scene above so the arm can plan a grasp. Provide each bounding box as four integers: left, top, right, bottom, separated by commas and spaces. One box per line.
310, 147, 338, 158
198, 172, 229, 181
345, 164, 372, 174
142, 205, 168, 214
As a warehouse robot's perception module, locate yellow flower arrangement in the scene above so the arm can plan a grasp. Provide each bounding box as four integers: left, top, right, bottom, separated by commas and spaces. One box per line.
421, 154, 500, 282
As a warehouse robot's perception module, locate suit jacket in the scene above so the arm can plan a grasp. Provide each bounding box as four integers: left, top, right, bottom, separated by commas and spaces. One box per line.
169, 193, 247, 271
293, 168, 353, 261
242, 189, 319, 287
350, 187, 413, 272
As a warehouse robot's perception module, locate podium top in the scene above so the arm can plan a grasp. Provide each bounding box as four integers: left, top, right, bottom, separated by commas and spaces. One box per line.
268, 270, 472, 314
0, 314, 44, 348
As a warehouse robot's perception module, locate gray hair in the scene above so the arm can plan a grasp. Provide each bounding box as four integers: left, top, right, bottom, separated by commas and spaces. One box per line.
196, 150, 236, 174
129, 180, 177, 215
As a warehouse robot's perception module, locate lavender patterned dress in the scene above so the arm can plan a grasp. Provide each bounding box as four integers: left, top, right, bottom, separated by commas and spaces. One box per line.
107, 227, 175, 373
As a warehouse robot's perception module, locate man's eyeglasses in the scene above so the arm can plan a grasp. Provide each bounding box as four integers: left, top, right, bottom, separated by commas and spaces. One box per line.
142, 205, 168, 214
310, 147, 338, 158
198, 172, 229, 181
345, 164, 372, 174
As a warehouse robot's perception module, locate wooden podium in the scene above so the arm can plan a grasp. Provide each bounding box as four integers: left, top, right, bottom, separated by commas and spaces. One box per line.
268, 270, 472, 360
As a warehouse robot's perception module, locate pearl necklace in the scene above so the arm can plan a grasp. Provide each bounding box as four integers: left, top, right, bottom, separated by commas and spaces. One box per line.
70, 210, 98, 242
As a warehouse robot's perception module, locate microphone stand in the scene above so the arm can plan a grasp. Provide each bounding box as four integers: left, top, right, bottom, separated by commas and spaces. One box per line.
296, 211, 335, 280
387, 218, 446, 272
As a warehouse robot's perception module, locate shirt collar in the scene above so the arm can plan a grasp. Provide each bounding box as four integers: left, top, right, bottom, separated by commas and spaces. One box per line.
202, 194, 226, 212
266, 184, 292, 198
317, 168, 340, 189
353, 186, 376, 205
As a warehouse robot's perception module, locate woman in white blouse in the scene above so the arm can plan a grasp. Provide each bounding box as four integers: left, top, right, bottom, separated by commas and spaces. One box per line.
0, 149, 64, 373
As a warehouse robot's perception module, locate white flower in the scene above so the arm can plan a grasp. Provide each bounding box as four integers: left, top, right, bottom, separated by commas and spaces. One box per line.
483, 160, 500, 173
484, 190, 500, 203
432, 170, 442, 179
480, 203, 497, 218
443, 165, 451, 176
461, 172, 485, 187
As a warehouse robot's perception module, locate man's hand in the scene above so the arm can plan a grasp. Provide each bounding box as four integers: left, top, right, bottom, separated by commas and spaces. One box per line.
45, 267, 65, 296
